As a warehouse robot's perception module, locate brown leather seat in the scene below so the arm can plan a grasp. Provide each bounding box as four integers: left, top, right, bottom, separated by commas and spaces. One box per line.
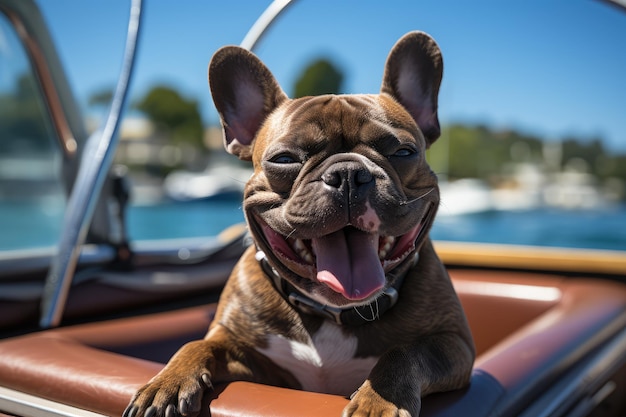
0, 270, 625, 417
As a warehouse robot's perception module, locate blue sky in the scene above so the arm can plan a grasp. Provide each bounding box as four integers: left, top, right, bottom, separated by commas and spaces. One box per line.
37, 0, 626, 150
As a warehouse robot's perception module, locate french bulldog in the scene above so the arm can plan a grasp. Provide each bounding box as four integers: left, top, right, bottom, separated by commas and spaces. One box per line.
125, 31, 474, 417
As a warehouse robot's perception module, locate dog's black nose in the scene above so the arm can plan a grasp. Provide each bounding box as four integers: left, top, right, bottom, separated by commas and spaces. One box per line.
322, 162, 374, 201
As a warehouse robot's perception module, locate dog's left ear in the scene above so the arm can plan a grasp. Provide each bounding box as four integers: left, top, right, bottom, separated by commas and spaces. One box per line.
209, 46, 287, 160
381, 31, 443, 147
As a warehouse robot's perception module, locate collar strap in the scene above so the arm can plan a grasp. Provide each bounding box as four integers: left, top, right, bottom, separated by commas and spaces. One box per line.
256, 250, 414, 326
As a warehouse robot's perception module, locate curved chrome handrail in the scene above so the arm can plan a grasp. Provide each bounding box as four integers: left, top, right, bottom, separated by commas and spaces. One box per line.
240, 0, 294, 50
40, 0, 143, 328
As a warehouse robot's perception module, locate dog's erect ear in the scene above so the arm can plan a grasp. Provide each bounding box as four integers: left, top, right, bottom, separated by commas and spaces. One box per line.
209, 47, 287, 160
381, 31, 443, 147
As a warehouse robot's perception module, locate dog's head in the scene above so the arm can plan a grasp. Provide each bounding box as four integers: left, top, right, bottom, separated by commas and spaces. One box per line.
209, 31, 442, 308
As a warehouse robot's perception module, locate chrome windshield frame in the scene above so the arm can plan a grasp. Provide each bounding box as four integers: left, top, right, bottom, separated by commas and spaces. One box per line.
39, 0, 144, 328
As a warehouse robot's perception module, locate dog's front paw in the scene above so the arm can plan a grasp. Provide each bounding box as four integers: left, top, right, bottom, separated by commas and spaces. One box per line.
342, 380, 417, 417
123, 371, 213, 417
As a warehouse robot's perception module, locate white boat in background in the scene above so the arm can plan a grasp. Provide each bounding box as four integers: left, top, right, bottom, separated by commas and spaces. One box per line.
164, 163, 251, 202
438, 163, 617, 216
438, 179, 495, 216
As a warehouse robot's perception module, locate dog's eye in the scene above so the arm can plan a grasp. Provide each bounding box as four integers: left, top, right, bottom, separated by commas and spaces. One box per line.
392, 147, 417, 157
263, 152, 302, 195
270, 153, 299, 164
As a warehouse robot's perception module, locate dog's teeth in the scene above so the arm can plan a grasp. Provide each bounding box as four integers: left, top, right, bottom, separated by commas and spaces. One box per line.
378, 236, 395, 260
294, 239, 306, 251
293, 239, 314, 264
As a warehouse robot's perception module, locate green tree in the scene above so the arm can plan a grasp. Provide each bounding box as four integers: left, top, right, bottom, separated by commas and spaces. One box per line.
293, 58, 344, 98
561, 137, 606, 176
427, 124, 543, 181
135, 85, 204, 149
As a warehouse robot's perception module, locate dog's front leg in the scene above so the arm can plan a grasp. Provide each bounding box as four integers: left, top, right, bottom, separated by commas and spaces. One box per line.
343, 332, 474, 417
124, 324, 253, 417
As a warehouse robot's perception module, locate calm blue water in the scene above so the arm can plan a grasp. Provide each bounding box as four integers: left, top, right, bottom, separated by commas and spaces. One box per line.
2, 196, 625, 252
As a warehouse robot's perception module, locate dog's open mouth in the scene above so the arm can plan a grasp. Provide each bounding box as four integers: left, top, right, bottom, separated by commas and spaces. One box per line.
256, 206, 432, 301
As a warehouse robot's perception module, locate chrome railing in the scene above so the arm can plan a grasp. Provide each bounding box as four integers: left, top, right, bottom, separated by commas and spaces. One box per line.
40, 0, 143, 328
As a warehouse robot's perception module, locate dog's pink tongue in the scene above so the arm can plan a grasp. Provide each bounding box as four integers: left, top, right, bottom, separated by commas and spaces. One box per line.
312, 228, 385, 300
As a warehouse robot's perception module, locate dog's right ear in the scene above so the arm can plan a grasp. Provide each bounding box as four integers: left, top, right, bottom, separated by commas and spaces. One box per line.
381, 31, 443, 147
209, 47, 287, 160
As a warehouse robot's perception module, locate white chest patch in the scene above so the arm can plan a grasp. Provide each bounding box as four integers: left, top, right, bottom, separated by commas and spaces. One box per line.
257, 321, 378, 396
